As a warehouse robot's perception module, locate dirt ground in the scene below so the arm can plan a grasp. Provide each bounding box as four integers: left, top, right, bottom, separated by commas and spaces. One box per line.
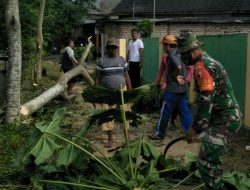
65, 79, 250, 174
39, 59, 250, 174
24, 60, 250, 190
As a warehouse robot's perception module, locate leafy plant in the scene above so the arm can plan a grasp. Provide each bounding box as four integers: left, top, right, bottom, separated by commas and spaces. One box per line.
137, 19, 153, 38
223, 171, 250, 190
20, 89, 170, 189
82, 84, 160, 112
0, 122, 29, 185
74, 46, 93, 62
20, 87, 202, 189
78, 108, 142, 137
0, 0, 97, 65
10, 89, 249, 190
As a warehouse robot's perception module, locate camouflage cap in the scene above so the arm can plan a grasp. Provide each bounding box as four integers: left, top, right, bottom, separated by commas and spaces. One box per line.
106, 38, 119, 47
177, 33, 204, 53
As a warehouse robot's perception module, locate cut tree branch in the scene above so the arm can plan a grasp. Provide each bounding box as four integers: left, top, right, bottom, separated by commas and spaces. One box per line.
20, 37, 94, 117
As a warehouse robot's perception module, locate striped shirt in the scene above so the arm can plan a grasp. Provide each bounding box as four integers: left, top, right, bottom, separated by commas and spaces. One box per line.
97, 55, 128, 90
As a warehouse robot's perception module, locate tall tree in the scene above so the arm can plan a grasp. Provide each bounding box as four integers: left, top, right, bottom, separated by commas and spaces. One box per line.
43, 0, 96, 50
34, 0, 45, 83
1, 0, 97, 61
5, 0, 22, 123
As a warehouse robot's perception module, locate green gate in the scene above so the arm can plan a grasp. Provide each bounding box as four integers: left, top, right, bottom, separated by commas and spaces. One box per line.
141, 34, 247, 117
142, 38, 160, 83
198, 34, 247, 114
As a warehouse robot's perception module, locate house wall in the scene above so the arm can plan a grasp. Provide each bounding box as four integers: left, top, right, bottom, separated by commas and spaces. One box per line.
104, 22, 250, 39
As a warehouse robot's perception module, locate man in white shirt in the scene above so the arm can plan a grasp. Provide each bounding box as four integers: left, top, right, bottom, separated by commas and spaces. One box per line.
127, 28, 144, 88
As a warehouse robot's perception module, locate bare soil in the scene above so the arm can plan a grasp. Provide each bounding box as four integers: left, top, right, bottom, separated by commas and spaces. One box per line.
18, 60, 250, 190
64, 81, 250, 174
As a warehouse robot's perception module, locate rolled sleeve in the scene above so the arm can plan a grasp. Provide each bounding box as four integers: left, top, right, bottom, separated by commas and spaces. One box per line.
193, 88, 215, 132
138, 39, 144, 49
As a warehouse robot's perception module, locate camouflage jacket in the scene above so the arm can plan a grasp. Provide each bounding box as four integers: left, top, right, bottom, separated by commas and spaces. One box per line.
193, 52, 241, 132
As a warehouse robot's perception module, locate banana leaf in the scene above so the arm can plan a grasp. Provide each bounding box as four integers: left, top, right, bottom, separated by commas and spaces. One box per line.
78, 109, 142, 137
82, 84, 158, 106
23, 108, 66, 165
223, 170, 250, 190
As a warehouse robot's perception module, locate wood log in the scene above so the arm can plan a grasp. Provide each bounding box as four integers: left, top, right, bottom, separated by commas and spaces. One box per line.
20, 37, 94, 117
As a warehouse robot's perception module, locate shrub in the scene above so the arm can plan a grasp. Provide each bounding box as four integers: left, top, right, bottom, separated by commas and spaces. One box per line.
137, 19, 153, 38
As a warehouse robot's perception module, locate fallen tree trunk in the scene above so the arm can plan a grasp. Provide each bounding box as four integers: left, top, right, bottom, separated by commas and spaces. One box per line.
20, 37, 94, 117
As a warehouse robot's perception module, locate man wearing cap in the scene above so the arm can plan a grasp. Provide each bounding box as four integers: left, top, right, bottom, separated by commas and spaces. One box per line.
156, 35, 193, 130
95, 38, 132, 147
178, 32, 242, 190
149, 35, 192, 140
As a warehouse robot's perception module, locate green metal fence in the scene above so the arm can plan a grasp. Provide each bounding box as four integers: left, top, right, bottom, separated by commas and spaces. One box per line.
142, 38, 160, 83
142, 34, 248, 116
198, 34, 247, 114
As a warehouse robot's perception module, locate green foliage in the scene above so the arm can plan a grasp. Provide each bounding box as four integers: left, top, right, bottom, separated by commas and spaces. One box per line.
78, 108, 142, 137
43, 0, 94, 50
2, 105, 249, 189
3, 90, 249, 189
19, 0, 39, 61
137, 19, 153, 38
106, 136, 166, 189
0, 123, 28, 155
74, 46, 84, 59
74, 46, 93, 61
82, 84, 157, 105
0, 0, 96, 66
25, 109, 65, 165
0, 122, 29, 185
223, 171, 250, 190
82, 84, 160, 112
18, 94, 171, 189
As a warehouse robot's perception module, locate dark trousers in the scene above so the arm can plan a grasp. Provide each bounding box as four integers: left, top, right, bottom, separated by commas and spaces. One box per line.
171, 106, 178, 123
155, 92, 192, 139
128, 61, 140, 88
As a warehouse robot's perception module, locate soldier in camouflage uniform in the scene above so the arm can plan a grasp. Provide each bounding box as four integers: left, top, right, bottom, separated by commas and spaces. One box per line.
177, 32, 242, 190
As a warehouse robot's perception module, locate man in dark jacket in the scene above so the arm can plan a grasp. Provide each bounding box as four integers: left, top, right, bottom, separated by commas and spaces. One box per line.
149, 35, 192, 140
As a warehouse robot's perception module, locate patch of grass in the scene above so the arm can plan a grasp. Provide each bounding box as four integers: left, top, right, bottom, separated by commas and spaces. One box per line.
0, 123, 29, 184
21, 60, 62, 104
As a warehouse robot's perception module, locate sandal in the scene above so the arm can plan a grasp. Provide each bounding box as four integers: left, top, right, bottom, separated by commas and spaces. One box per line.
148, 134, 163, 140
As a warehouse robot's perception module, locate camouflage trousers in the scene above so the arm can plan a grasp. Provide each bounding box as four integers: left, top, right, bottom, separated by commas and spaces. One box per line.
198, 107, 242, 190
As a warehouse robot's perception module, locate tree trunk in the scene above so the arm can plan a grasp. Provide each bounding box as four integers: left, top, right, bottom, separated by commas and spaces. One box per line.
34, 0, 45, 84
5, 0, 22, 124
20, 65, 94, 117
20, 37, 94, 117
